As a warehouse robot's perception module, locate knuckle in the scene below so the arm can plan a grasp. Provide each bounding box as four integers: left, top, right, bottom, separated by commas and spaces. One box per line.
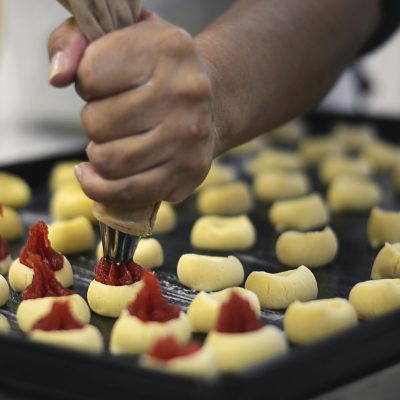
174, 74, 212, 102
160, 27, 193, 57
179, 118, 209, 141
81, 104, 103, 142
76, 46, 100, 99
86, 144, 111, 177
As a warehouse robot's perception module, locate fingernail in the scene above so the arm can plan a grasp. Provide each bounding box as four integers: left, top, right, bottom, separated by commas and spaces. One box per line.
74, 164, 83, 183
48, 51, 66, 83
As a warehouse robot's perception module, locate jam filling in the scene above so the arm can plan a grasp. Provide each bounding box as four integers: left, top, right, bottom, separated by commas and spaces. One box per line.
0, 205, 10, 261
94, 257, 145, 286
31, 301, 83, 332
216, 292, 262, 334
20, 221, 64, 272
149, 336, 201, 362
128, 272, 180, 322
21, 254, 74, 301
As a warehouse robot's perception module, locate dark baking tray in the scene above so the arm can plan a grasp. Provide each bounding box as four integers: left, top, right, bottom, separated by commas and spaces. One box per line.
0, 113, 400, 400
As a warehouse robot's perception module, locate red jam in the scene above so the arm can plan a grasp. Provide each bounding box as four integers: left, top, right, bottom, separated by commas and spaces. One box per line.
216, 292, 262, 334
149, 336, 201, 362
21, 254, 74, 301
0, 205, 10, 261
128, 273, 180, 322
20, 221, 64, 272
94, 257, 145, 286
31, 301, 83, 332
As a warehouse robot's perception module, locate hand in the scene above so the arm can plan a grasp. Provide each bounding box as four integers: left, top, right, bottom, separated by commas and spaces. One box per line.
48, 11, 218, 207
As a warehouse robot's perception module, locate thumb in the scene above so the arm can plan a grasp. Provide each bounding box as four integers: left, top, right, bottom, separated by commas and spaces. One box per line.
48, 18, 89, 87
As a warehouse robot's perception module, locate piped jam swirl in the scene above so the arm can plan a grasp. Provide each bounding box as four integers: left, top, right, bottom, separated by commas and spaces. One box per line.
149, 336, 200, 361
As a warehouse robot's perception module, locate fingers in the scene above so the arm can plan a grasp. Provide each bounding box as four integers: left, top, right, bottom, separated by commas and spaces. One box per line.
48, 18, 89, 87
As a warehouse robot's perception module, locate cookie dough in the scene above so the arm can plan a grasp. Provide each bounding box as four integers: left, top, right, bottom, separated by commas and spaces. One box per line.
0, 254, 12, 276
253, 170, 310, 203
349, 279, 400, 319
368, 208, 400, 248
197, 181, 253, 215
178, 254, 244, 291
245, 265, 318, 309
269, 193, 330, 232
0, 206, 23, 240
248, 150, 302, 174
16, 294, 91, 333
49, 160, 82, 191
153, 202, 177, 235
0, 314, 10, 334
0, 172, 32, 208
0, 275, 10, 307
226, 137, 265, 156
196, 162, 236, 191
331, 123, 376, 151
191, 215, 256, 251
284, 298, 358, 344
48, 216, 96, 254
276, 227, 338, 268
110, 310, 191, 355
299, 137, 342, 167
371, 243, 400, 279
267, 120, 304, 146
363, 142, 400, 171
327, 175, 381, 212
205, 325, 288, 372
187, 287, 260, 333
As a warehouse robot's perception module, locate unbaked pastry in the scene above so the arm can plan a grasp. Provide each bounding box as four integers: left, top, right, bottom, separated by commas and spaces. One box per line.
371, 242, 400, 279
367, 208, 400, 248
268, 193, 330, 232
0, 172, 32, 208
276, 227, 338, 268
284, 298, 358, 344
331, 123, 376, 151
394, 162, 400, 192
49, 160, 82, 191
0, 275, 10, 307
363, 142, 400, 171
299, 137, 342, 167
226, 137, 264, 156
196, 162, 236, 191
267, 120, 304, 146
248, 149, 302, 174
0, 253, 12, 276
245, 265, 318, 309
0, 314, 10, 333
0, 206, 23, 240
191, 215, 256, 251
153, 202, 177, 235
177, 254, 244, 291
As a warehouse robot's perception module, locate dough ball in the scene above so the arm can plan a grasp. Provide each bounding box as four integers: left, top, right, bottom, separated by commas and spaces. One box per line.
226, 137, 264, 156
0, 255, 12, 276
331, 123, 376, 152
190, 215, 256, 251
177, 254, 244, 291
245, 265, 318, 309
197, 181, 253, 215
318, 155, 371, 185
153, 202, 177, 235
349, 279, 400, 319
276, 227, 338, 268
196, 162, 236, 191
371, 242, 400, 279
394, 162, 400, 193
188, 287, 260, 333
269, 193, 330, 232
9, 256, 73, 292
16, 294, 91, 333
205, 325, 288, 372
0, 275, 10, 307
0, 314, 10, 333
248, 150, 302, 174
299, 137, 342, 167
48, 217, 95, 254
327, 175, 381, 212
0, 206, 23, 240
110, 311, 191, 355
267, 120, 305, 146
363, 142, 400, 171
30, 325, 104, 354
49, 160, 82, 191
253, 170, 310, 203
50, 184, 94, 222
0, 172, 31, 208
284, 298, 358, 345
367, 208, 400, 248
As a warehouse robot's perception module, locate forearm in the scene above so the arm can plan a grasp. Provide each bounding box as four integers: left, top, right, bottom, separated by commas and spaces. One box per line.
196, 0, 381, 155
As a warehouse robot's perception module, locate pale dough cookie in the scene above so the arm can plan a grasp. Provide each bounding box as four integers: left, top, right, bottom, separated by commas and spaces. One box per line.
0, 314, 10, 334
248, 150, 302, 174
30, 325, 104, 354
9, 256, 73, 292
318, 155, 372, 185
196, 162, 235, 191
245, 265, 318, 309
327, 175, 381, 212
276, 227, 338, 268
0, 275, 10, 307
87, 279, 144, 317
110, 310, 191, 355
394, 162, 400, 192
153, 202, 177, 235
50, 184, 94, 222
0, 255, 12, 276
363, 142, 400, 171
269, 193, 330, 232
187, 287, 260, 333
226, 137, 264, 156
284, 298, 358, 345
371, 243, 400, 279
349, 279, 400, 319
0, 206, 23, 240
299, 137, 342, 167
97, 238, 164, 269
367, 208, 400, 248
196, 181, 253, 215
48, 216, 95, 254
331, 123, 376, 151
0, 172, 32, 209
191, 215, 256, 251
16, 294, 91, 333
267, 120, 305, 146
253, 170, 310, 203
49, 160, 82, 191
205, 325, 288, 372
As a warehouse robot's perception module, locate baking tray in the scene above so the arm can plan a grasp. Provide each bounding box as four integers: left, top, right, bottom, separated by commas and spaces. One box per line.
0, 113, 400, 400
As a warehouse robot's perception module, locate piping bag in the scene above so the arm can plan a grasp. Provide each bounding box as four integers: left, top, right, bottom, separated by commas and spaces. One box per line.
58, 0, 160, 263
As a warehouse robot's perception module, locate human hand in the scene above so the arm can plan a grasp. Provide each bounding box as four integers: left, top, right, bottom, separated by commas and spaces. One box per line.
48, 11, 218, 207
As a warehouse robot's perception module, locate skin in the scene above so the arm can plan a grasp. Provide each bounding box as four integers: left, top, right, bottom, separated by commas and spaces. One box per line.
48, 0, 381, 207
